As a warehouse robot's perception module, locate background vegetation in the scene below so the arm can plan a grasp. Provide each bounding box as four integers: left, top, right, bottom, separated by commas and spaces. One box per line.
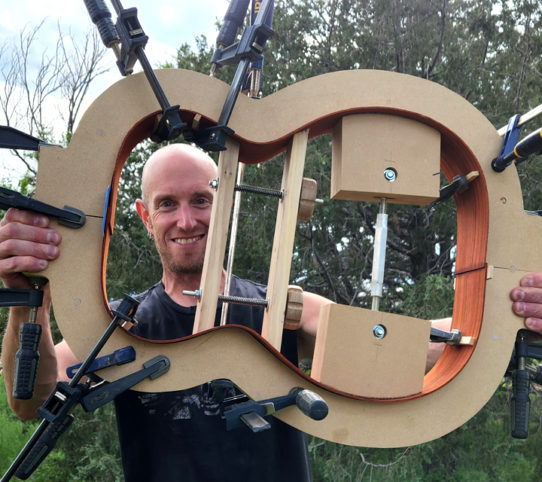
2, 0, 542, 480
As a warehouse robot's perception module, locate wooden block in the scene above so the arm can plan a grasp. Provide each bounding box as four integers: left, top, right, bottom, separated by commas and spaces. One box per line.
311, 303, 431, 398
193, 139, 239, 333
331, 114, 441, 205
284, 285, 304, 330
262, 130, 309, 349
297, 177, 318, 221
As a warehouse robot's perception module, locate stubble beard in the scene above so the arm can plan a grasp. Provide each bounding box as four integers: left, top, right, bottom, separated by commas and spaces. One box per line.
159, 249, 205, 275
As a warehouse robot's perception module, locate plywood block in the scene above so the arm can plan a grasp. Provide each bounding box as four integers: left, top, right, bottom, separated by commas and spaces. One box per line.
331, 114, 441, 204
311, 304, 431, 398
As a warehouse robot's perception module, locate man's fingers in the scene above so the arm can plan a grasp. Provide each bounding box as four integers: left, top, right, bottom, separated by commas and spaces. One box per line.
524, 317, 542, 334
0, 254, 49, 273
512, 300, 542, 319
519, 273, 542, 289
0, 220, 61, 246
0, 207, 49, 229
510, 286, 542, 305
0, 238, 60, 262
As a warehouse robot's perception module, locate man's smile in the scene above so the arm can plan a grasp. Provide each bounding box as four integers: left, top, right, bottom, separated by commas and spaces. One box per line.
171, 234, 205, 246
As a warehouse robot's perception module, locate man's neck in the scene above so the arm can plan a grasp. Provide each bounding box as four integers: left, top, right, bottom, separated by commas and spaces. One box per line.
162, 269, 226, 307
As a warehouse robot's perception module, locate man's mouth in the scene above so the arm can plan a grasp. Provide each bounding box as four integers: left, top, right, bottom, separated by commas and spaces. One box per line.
172, 235, 204, 245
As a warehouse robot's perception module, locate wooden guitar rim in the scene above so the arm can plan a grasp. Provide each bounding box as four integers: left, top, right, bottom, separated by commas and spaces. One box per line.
37, 69, 537, 446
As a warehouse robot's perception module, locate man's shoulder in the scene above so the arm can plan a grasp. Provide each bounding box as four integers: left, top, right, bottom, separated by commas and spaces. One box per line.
110, 282, 163, 309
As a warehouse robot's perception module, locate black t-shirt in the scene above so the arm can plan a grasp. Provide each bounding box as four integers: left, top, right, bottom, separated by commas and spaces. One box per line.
114, 276, 312, 482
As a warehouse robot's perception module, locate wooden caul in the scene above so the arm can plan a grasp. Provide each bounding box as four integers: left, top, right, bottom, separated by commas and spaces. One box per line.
33, 68, 542, 447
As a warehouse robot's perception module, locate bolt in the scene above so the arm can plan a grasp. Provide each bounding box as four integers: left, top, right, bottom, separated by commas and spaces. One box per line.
384, 168, 397, 182
209, 178, 219, 190
373, 324, 387, 339
182, 290, 202, 298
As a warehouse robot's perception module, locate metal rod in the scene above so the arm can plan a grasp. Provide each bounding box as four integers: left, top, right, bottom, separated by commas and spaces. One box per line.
235, 183, 283, 198
183, 290, 268, 308
371, 198, 388, 311
498, 103, 542, 136
220, 162, 246, 325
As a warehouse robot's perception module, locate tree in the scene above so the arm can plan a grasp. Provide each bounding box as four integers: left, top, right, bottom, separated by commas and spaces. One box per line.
0, 20, 108, 175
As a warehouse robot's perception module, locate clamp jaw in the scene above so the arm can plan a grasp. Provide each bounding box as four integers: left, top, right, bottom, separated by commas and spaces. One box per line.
84, 0, 185, 142
187, 0, 275, 151
223, 385, 328, 433
492, 114, 542, 172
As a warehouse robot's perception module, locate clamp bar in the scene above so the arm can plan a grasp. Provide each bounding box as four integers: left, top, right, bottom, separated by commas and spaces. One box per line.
0, 126, 58, 151
0, 288, 43, 308
80, 355, 170, 411
83, 0, 185, 142
66, 346, 136, 378
1, 294, 140, 481
0, 186, 86, 229
492, 127, 542, 172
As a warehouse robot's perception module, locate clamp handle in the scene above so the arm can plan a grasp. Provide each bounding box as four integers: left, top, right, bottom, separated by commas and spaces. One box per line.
511, 368, 531, 438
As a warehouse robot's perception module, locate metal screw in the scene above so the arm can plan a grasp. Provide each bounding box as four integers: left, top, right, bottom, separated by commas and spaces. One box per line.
183, 290, 202, 298
384, 168, 397, 182
209, 178, 219, 190
373, 324, 387, 339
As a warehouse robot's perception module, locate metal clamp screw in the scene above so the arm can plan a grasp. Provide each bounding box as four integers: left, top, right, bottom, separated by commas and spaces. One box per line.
373, 324, 387, 339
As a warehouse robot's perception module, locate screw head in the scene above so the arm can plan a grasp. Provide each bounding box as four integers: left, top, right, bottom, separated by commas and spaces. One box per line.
373, 324, 387, 339
384, 168, 397, 182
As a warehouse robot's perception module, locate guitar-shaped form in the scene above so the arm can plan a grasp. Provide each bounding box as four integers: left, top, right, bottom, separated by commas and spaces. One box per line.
33, 68, 541, 447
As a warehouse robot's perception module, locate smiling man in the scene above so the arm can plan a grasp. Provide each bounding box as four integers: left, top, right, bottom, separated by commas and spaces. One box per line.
136, 145, 218, 295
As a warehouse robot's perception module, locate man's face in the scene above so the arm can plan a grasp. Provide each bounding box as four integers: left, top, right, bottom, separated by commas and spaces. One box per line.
138, 151, 216, 276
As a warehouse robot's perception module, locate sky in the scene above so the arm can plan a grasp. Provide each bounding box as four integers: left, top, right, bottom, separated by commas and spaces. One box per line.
0, 0, 229, 181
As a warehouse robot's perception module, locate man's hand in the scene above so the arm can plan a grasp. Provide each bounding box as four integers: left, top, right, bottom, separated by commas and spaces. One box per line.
0, 208, 61, 289
510, 273, 542, 334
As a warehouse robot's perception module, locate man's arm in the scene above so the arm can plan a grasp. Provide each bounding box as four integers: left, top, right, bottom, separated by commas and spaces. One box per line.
0, 208, 77, 419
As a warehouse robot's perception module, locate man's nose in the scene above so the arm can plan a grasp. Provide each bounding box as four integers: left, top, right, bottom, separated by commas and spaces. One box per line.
176, 204, 197, 231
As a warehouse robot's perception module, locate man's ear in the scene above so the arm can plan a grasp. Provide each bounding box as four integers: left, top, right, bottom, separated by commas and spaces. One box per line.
135, 199, 152, 236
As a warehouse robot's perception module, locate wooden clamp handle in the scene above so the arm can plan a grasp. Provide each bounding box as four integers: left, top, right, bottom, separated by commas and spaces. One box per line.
297, 178, 318, 221
284, 285, 304, 330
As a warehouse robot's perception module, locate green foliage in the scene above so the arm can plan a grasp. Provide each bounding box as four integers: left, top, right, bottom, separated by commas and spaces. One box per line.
53, 405, 123, 482
398, 274, 455, 319
0, 376, 66, 480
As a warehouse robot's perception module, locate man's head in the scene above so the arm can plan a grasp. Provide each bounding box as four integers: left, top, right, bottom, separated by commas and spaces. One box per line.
136, 144, 217, 277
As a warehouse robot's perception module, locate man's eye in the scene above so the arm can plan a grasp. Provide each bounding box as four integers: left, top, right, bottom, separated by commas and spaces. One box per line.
195, 198, 211, 206
159, 200, 174, 209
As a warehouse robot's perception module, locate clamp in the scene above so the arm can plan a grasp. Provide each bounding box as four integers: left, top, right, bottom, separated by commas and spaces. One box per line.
223, 386, 328, 433
506, 330, 542, 439
84, 0, 185, 142
187, 0, 275, 151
